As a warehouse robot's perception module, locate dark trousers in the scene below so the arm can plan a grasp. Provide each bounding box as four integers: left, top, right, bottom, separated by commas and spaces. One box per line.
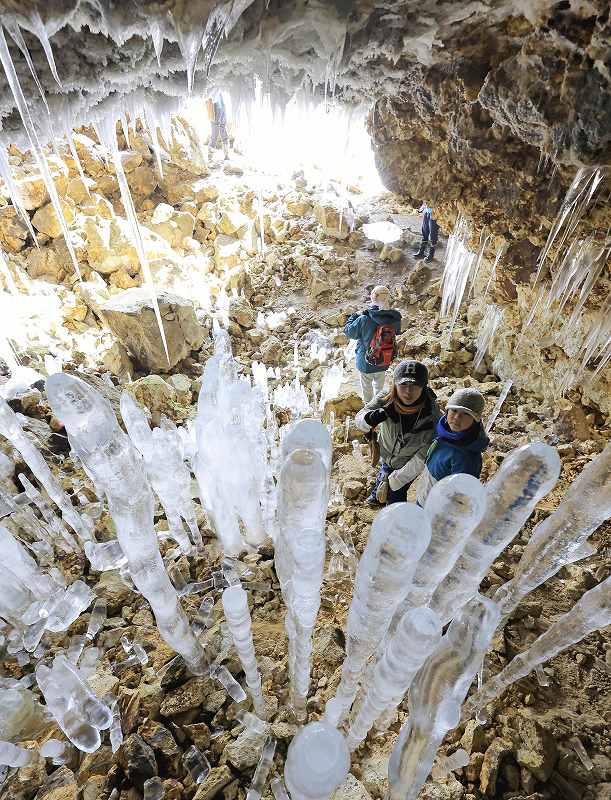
367, 462, 409, 505
421, 212, 439, 247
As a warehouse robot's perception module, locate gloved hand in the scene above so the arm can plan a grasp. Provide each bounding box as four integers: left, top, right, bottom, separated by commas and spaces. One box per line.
388, 470, 405, 492
375, 477, 389, 504
364, 407, 388, 427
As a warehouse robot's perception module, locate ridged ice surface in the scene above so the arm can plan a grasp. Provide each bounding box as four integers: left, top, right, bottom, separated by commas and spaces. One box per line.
324, 503, 431, 726
46, 373, 206, 675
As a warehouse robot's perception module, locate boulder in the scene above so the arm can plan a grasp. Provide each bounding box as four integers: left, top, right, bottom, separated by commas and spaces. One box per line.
222, 729, 266, 770
82, 216, 139, 275
260, 335, 283, 365
515, 715, 558, 782
313, 200, 354, 240
148, 203, 195, 248
33, 765, 77, 800
0, 205, 29, 251
192, 766, 233, 800
479, 738, 512, 796
101, 341, 133, 378
32, 198, 76, 238
124, 376, 179, 421
214, 235, 241, 270
228, 296, 255, 328
99, 288, 205, 371
26, 248, 65, 283
217, 208, 249, 237
117, 733, 157, 789
66, 175, 95, 204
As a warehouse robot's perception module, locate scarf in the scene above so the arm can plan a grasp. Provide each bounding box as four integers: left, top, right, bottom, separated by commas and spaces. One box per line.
435, 415, 480, 445
387, 385, 426, 416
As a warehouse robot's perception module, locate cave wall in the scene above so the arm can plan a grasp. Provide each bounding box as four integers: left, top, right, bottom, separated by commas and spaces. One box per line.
368, 1, 610, 416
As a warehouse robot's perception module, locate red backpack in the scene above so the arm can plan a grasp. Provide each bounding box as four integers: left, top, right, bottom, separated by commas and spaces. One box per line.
365, 324, 397, 368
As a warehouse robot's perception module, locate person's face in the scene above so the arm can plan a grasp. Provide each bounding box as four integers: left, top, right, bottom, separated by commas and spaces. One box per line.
447, 408, 475, 432
396, 382, 423, 405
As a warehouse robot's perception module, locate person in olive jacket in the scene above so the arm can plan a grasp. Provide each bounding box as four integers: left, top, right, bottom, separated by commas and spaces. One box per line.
355, 359, 441, 505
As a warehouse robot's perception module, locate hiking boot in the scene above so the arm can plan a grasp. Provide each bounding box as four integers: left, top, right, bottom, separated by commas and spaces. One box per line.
424, 245, 436, 262
413, 241, 427, 259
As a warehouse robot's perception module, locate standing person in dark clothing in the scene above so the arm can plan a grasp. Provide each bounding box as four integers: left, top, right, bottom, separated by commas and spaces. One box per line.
344, 285, 402, 404
413, 203, 439, 263
206, 90, 229, 160
355, 360, 441, 505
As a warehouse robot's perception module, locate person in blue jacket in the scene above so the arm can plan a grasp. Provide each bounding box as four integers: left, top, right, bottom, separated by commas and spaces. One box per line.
413, 203, 439, 263
344, 285, 402, 403
415, 387, 490, 505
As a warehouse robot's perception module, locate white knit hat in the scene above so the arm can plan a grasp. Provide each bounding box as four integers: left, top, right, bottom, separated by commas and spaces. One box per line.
447, 388, 485, 422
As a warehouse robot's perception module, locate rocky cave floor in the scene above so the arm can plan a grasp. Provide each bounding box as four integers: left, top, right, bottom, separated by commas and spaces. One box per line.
0, 129, 610, 800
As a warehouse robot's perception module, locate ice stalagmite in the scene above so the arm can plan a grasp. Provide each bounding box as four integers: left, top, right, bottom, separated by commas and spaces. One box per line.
495, 442, 611, 621
221, 585, 267, 718
120, 392, 201, 554
284, 721, 350, 800
465, 577, 611, 720
35, 654, 113, 753
388, 596, 500, 800
324, 503, 431, 727
0, 399, 91, 547
194, 326, 268, 555
429, 443, 561, 624
387, 474, 486, 638
46, 373, 206, 675
345, 607, 442, 751
277, 420, 330, 721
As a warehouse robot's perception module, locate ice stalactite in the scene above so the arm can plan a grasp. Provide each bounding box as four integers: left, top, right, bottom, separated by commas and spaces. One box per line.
387, 596, 500, 800
246, 735, 277, 800
284, 720, 350, 800
0, 740, 35, 767
0, 399, 92, 546
465, 577, 611, 720
484, 378, 513, 434
385, 474, 486, 641
120, 392, 202, 554
4, 20, 50, 114
324, 504, 431, 727
0, 146, 38, 246
276, 420, 330, 721
0, 27, 81, 280
481, 242, 506, 304
440, 215, 477, 338
195, 324, 270, 555
35, 654, 112, 752
24, 10, 63, 88
221, 584, 267, 718
429, 443, 561, 624
473, 305, 503, 370
46, 373, 207, 675
494, 442, 611, 622
345, 607, 442, 751
94, 110, 170, 365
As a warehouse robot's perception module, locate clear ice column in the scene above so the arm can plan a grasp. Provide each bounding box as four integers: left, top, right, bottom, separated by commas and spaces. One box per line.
494, 442, 611, 621
277, 436, 329, 721
388, 596, 500, 800
46, 374, 206, 675
324, 503, 431, 727
284, 721, 350, 800
464, 576, 611, 720
386, 473, 486, 639
429, 442, 560, 624
0, 399, 91, 547
221, 584, 266, 718
345, 607, 442, 751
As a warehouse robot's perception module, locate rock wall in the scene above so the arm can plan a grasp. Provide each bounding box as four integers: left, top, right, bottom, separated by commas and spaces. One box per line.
368, 1, 611, 418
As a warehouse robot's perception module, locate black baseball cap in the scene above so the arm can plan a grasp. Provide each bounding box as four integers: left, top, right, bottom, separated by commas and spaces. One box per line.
394, 360, 428, 388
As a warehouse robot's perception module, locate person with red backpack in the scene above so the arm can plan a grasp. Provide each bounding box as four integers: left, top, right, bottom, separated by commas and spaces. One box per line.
344, 285, 402, 403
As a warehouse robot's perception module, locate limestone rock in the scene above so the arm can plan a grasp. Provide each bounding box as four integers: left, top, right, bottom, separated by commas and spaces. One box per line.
418, 776, 465, 799
167, 374, 192, 403
117, 733, 157, 788
100, 288, 205, 371
13, 172, 49, 210
218, 208, 249, 237
309, 264, 331, 300
138, 719, 180, 757
66, 175, 95, 204
228, 296, 255, 328
124, 376, 179, 420
183, 722, 211, 751
159, 678, 211, 716
32, 199, 76, 238
515, 716, 558, 782
0, 205, 28, 251
82, 216, 139, 275
193, 766, 233, 800
148, 203, 195, 248
285, 194, 312, 216
127, 163, 157, 202
222, 729, 265, 770
214, 235, 241, 270
26, 248, 65, 282
260, 335, 283, 365
33, 765, 77, 800
332, 774, 372, 800
553, 401, 592, 442
479, 738, 512, 796
313, 200, 353, 240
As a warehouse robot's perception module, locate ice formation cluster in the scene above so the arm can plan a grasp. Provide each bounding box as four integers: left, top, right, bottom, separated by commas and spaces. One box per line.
0, 319, 610, 800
